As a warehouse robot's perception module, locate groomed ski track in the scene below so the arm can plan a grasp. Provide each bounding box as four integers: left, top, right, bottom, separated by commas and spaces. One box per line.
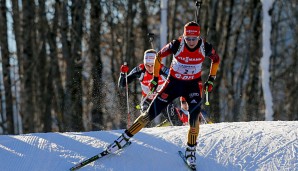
0, 121, 297, 171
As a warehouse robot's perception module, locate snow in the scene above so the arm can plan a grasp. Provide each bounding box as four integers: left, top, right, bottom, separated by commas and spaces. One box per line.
0, 121, 297, 171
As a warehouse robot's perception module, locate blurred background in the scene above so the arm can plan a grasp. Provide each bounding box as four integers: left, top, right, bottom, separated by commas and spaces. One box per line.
0, 0, 297, 134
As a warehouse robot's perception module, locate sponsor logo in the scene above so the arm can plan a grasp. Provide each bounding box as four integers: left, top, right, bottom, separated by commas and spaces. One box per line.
174, 74, 195, 80
186, 30, 198, 34
189, 93, 200, 98
182, 75, 194, 80
177, 56, 202, 63
190, 99, 197, 103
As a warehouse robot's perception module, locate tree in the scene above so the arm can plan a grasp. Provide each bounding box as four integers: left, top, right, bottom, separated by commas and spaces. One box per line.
46, 0, 65, 132
66, 0, 85, 131
1, 0, 296, 134
89, 0, 104, 130
21, 0, 37, 133
0, 0, 14, 134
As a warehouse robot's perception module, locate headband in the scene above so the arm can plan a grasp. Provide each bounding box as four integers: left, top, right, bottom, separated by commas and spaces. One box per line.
184, 25, 200, 36
143, 53, 155, 64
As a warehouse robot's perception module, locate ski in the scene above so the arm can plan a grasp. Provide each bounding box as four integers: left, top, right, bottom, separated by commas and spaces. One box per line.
178, 150, 197, 171
70, 141, 132, 171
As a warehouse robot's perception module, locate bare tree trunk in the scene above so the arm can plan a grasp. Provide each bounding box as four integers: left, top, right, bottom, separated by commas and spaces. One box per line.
206, 0, 220, 122
125, 0, 137, 127
288, 5, 298, 120
270, 1, 298, 121
60, 0, 86, 131
103, 2, 126, 129
89, 0, 104, 130
21, 0, 36, 133
286, 2, 298, 121
36, 0, 52, 132
11, 0, 23, 78
245, 0, 262, 121
140, 1, 149, 52
11, 0, 23, 134
169, 0, 177, 41
68, 0, 85, 131
0, 86, 3, 131
137, 0, 150, 118
60, 0, 73, 131
217, 0, 235, 121
0, 0, 14, 134
47, 1, 65, 131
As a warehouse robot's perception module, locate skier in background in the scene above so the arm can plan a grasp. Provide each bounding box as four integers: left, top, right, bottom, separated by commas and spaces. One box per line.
163, 97, 189, 126
118, 49, 168, 113
108, 21, 220, 168
165, 92, 212, 126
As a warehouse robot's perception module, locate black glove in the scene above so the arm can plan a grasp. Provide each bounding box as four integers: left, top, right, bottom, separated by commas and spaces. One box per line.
204, 75, 216, 92
149, 76, 159, 92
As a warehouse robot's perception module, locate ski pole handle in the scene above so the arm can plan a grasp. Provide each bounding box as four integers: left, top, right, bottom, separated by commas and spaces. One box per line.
205, 87, 210, 106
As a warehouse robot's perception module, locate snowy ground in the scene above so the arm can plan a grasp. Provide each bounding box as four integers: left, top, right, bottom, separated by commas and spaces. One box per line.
0, 121, 297, 171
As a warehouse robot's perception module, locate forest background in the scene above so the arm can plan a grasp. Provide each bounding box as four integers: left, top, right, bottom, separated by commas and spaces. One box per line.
0, 0, 297, 135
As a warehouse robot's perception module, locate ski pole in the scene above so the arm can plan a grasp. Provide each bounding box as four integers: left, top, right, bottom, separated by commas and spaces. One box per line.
124, 62, 130, 128
195, 0, 203, 24
139, 94, 150, 110
147, 33, 155, 49
205, 87, 210, 106
200, 112, 208, 124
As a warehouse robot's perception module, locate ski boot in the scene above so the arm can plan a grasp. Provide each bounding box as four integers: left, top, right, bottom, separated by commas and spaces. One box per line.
106, 132, 130, 153
185, 145, 196, 167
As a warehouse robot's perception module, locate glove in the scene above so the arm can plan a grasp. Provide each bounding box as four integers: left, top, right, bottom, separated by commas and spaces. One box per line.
149, 76, 159, 92
120, 64, 129, 73
204, 75, 216, 92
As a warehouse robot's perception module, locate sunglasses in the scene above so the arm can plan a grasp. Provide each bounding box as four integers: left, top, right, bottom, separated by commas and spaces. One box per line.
184, 37, 199, 41
145, 64, 153, 67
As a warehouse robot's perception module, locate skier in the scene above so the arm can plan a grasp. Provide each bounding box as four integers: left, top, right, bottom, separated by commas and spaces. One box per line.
179, 97, 190, 125
118, 49, 168, 113
164, 97, 189, 126
107, 21, 220, 168
118, 49, 188, 126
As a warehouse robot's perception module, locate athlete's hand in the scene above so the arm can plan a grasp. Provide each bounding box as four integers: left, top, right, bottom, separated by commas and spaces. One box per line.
120, 64, 129, 73
149, 76, 159, 92
204, 75, 216, 92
